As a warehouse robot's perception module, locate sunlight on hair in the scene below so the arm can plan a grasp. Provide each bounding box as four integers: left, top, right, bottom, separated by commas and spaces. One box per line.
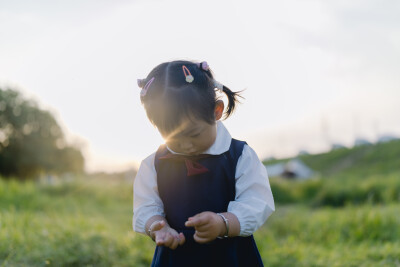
162, 119, 192, 143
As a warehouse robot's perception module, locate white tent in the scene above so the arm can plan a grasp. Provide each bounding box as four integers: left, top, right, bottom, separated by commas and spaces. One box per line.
265, 159, 314, 180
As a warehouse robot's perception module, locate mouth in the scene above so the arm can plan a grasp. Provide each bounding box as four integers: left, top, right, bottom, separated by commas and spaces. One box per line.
185, 150, 198, 155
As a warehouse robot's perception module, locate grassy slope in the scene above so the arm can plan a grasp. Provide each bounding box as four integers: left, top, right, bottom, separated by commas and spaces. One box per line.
263, 139, 400, 177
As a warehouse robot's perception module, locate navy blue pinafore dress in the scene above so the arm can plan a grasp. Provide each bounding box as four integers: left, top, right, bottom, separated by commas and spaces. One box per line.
151, 138, 264, 267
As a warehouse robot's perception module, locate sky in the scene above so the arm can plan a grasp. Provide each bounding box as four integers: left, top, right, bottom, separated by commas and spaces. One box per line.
1, 0, 399, 172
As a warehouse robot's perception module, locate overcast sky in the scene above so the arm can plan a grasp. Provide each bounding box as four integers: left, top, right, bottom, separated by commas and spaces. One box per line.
1, 0, 399, 172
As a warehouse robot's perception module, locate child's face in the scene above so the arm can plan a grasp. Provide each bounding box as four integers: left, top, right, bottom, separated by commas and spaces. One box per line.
163, 118, 217, 155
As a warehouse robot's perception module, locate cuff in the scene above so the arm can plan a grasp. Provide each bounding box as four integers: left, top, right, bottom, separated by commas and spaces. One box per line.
133, 207, 165, 234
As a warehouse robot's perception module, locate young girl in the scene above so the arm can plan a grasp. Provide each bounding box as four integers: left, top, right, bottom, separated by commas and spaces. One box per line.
133, 60, 275, 267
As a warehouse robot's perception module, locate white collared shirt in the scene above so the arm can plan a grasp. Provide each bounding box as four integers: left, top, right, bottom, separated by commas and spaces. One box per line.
133, 121, 275, 236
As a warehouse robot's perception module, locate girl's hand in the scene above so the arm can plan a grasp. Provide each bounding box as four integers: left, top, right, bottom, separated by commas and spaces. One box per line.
184, 211, 226, 244
151, 220, 186, 249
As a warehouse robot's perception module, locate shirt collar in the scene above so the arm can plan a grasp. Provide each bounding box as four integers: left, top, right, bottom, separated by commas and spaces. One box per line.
166, 120, 232, 155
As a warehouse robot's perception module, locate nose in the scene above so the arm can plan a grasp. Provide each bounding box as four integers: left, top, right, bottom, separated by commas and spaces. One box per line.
180, 140, 193, 150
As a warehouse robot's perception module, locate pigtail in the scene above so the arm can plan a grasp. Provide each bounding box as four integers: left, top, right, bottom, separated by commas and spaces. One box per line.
196, 61, 245, 119
221, 85, 244, 119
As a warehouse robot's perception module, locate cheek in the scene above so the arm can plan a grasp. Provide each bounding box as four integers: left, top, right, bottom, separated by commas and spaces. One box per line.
199, 130, 216, 149
166, 140, 179, 150
206, 136, 216, 148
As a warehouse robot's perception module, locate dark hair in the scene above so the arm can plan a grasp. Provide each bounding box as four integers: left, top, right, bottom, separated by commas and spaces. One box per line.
139, 60, 243, 136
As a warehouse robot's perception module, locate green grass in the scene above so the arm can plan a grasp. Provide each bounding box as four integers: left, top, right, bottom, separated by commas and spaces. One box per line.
1, 178, 400, 266
270, 171, 400, 206
299, 140, 400, 177
0, 178, 153, 267
264, 139, 400, 177
257, 204, 400, 266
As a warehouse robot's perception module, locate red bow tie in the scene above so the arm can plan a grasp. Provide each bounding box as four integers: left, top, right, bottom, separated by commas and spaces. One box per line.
159, 153, 216, 176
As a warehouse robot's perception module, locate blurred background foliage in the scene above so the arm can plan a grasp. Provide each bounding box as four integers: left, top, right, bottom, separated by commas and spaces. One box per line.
0, 87, 84, 179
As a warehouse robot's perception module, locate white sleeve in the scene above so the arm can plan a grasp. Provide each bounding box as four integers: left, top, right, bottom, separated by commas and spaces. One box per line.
227, 144, 275, 236
132, 152, 165, 234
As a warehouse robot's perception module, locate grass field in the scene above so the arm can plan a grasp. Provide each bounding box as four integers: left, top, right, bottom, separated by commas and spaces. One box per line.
1, 174, 399, 267
1, 140, 400, 266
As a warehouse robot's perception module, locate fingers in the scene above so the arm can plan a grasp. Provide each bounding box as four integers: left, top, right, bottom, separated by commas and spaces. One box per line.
151, 220, 166, 232
193, 233, 211, 244
169, 232, 186, 249
156, 232, 174, 247
178, 233, 185, 245
169, 236, 180, 250
193, 224, 209, 232
155, 231, 186, 249
163, 233, 175, 248
155, 232, 166, 246
185, 213, 209, 228
194, 230, 209, 238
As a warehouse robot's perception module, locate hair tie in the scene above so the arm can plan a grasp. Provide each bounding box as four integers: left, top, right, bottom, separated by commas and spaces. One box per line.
214, 81, 224, 93
182, 65, 194, 83
196, 61, 209, 71
140, 77, 155, 97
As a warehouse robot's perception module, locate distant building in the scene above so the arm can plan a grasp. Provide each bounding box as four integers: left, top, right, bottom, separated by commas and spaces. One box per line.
265, 159, 314, 180
265, 162, 285, 177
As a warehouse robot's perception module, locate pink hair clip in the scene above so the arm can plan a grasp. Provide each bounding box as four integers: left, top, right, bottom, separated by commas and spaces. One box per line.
137, 79, 146, 88
139, 77, 155, 97
196, 61, 209, 71
182, 65, 194, 83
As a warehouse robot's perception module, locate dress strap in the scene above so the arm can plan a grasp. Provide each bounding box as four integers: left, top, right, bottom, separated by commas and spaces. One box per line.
223, 138, 247, 172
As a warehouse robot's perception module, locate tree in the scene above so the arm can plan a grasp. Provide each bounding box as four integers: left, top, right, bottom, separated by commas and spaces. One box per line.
0, 87, 84, 179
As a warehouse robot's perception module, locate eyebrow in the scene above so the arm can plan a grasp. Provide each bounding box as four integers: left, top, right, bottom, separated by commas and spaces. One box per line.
166, 122, 203, 140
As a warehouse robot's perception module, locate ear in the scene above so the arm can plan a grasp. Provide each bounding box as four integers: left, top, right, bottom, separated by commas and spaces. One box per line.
214, 100, 224, 121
